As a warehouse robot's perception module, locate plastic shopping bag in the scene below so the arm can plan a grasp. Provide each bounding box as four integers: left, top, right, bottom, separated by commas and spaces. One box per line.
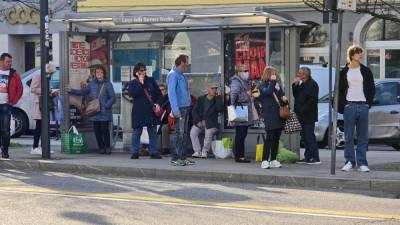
255, 134, 265, 162
212, 137, 233, 159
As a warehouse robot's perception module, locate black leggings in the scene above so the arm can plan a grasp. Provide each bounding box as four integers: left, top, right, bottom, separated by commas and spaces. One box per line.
234, 125, 248, 160
33, 120, 41, 148
262, 129, 282, 161
93, 121, 111, 149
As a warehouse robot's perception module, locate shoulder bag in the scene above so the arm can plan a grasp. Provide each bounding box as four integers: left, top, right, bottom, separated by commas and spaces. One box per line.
143, 87, 164, 117
85, 83, 105, 117
273, 92, 290, 120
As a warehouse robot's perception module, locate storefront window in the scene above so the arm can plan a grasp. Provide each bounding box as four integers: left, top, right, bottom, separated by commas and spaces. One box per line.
299, 21, 329, 65
385, 49, 400, 78
366, 19, 400, 41
366, 49, 380, 79
223, 30, 284, 129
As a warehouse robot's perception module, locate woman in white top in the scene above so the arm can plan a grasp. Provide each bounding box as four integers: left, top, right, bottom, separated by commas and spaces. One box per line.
338, 45, 375, 172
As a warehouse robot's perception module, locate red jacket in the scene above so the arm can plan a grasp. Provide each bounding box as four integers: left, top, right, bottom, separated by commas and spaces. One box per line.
7, 69, 23, 105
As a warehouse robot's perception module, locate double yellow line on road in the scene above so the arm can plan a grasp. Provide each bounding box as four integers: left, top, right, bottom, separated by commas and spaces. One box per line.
0, 186, 398, 221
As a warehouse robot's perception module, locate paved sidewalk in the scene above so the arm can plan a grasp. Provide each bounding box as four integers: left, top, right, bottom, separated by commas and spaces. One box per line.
1, 146, 399, 194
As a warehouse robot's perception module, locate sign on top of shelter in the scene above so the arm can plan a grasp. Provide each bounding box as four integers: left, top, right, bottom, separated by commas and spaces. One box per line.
337, 0, 357, 11
77, 0, 303, 12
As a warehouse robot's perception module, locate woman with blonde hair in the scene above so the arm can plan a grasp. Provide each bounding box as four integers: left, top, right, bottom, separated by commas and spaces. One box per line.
339, 45, 375, 172
230, 64, 253, 163
259, 66, 288, 169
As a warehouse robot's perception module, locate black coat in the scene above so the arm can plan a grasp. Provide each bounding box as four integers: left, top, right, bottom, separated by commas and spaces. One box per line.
292, 78, 319, 124
128, 76, 162, 129
259, 80, 285, 131
338, 64, 375, 114
192, 95, 224, 129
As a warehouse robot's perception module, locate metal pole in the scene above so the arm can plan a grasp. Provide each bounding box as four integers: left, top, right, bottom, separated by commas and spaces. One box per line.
265, 18, 270, 65
328, 10, 334, 174
40, 0, 50, 159
331, 10, 343, 175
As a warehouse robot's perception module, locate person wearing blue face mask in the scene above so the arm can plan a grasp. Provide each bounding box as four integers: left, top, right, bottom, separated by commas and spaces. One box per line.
230, 64, 253, 163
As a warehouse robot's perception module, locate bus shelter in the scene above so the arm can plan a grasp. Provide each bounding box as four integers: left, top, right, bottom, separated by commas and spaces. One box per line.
56, 6, 304, 153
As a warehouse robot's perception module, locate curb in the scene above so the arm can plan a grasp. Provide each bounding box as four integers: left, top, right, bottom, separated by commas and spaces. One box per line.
1, 159, 399, 194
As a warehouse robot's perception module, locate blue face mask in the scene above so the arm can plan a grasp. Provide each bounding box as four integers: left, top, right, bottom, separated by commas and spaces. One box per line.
243, 72, 250, 80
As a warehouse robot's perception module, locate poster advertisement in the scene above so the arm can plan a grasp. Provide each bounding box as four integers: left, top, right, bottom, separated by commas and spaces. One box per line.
68, 35, 109, 128
224, 32, 267, 129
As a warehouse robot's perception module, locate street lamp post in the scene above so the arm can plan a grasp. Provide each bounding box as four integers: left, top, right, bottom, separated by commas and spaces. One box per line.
40, 0, 51, 159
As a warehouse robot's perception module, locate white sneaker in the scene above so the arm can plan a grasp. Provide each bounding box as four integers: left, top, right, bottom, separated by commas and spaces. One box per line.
358, 165, 370, 172
341, 161, 353, 172
270, 160, 282, 168
30, 147, 42, 155
261, 161, 270, 169
192, 152, 201, 158
200, 151, 207, 158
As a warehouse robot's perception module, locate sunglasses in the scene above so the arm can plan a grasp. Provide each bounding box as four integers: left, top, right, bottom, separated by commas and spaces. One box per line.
240, 70, 248, 73
139, 69, 146, 72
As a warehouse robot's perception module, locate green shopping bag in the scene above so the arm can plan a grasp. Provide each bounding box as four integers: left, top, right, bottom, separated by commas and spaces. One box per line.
61, 126, 88, 154
277, 142, 299, 164
222, 137, 233, 149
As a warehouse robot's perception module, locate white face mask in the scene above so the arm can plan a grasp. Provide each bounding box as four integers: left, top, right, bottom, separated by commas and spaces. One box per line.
299, 80, 304, 85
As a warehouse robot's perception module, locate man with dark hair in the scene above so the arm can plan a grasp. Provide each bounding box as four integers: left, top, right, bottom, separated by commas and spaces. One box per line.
293, 66, 320, 165
0, 53, 23, 158
167, 54, 194, 166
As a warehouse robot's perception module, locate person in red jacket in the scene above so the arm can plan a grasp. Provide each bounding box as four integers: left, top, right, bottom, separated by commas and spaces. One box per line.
0, 53, 23, 158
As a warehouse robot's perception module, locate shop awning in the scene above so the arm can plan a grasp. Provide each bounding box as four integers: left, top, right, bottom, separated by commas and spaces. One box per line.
58, 6, 305, 31
77, 0, 303, 12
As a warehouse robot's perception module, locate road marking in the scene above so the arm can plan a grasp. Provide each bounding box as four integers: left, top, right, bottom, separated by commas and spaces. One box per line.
0, 187, 398, 221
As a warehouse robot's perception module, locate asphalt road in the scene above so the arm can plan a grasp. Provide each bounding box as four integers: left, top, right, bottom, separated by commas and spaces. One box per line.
0, 170, 399, 225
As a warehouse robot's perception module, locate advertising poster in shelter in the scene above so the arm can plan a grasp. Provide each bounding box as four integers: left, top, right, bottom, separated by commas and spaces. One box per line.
68, 35, 109, 128
224, 32, 267, 129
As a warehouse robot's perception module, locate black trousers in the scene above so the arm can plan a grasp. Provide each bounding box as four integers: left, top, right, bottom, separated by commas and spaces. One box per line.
234, 125, 248, 160
301, 123, 320, 160
33, 120, 41, 148
262, 129, 282, 161
93, 121, 111, 150
0, 104, 11, 153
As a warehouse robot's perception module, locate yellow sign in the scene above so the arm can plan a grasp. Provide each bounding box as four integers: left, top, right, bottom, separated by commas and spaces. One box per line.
78, 0, 302, 12
5, 7, 40, 27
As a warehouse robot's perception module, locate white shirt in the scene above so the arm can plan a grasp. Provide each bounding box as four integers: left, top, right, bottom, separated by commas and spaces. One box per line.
0, 69, 9, 104
346, 67, 366, 102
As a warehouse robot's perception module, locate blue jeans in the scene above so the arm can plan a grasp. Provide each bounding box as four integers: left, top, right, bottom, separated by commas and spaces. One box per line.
131, 125, 160, 156
0, 104, 11, 152
343, 103, 369, 166
172, 107, 189, 161
301, 123, 319, 161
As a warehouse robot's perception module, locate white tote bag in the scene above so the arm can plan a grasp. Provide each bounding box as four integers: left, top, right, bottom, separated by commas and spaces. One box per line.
227, 105, 248, 122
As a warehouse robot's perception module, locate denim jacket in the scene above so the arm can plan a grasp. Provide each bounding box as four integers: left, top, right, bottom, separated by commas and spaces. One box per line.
167, 67, 191, 114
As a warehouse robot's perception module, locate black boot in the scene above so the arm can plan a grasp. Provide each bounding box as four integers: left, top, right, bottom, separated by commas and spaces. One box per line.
99, 148, 106, 154
1, 148, 9, 159
105, 147, 112, 155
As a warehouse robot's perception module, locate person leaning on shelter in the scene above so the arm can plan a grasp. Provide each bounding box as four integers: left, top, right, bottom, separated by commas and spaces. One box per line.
30, 63, 57, 155
259, 66, 288, 169
230, 64, 253, 163
66, 65, 116, 155
339, 45, 375, 172
292, 67, 320, 165
190, 82, 224, 159
0, 53, 23, 159
167, 54, 196, 166
128, 62, 163, 160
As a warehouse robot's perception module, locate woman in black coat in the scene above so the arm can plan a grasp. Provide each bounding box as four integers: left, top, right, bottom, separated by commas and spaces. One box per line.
128, 62, 163, 159
259, 66, 288, 169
